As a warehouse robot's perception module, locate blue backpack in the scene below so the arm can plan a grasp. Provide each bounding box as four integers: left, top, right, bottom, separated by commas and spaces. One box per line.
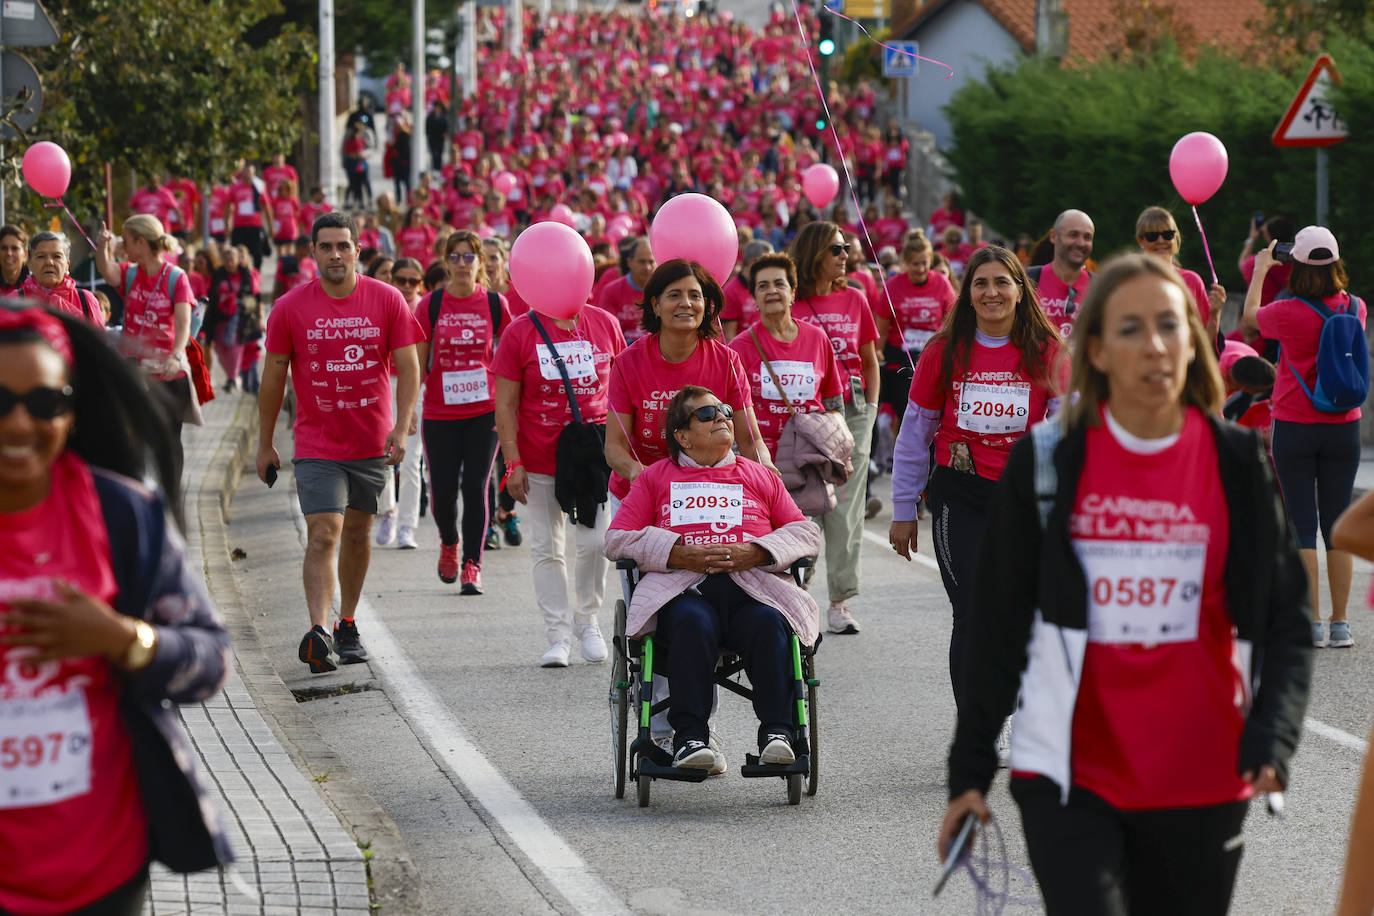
1288, 295, 1368, 413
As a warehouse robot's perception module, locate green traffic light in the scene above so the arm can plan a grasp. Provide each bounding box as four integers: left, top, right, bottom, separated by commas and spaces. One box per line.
818, 38, 836, 55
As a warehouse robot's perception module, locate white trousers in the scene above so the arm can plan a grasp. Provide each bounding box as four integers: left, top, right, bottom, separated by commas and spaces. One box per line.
526, 472, 609, 644
377, 393, 423, 530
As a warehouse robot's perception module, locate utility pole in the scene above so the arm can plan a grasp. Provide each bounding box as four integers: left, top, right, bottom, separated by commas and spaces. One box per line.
319, 0, 339, 205
462, 0, 476, 100
412, 0, 425, 191
508, 0, 523, 57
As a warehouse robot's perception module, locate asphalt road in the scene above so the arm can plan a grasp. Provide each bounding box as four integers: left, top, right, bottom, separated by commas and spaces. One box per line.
222, 403, 1373, 914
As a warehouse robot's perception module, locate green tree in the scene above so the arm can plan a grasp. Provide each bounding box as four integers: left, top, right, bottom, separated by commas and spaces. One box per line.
11, 0, 313, 224
272, 0, 452, 76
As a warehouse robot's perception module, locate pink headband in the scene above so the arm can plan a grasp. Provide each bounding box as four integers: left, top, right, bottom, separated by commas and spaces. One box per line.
0, 306, 73, 365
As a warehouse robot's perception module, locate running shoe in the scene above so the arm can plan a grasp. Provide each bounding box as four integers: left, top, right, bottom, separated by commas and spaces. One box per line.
334, 619, 368, 664
672, 739, 715, 770
707, 733, 727, 776
540, 638, 572, 668
827, 602, 860, 635
1312, 620, 1326, 648
1329, 620, 1354, 648
298, 625, 336, 673
485, 524, 501, 550
396, 525, 417, 550
375, 513, 396, 547
438, 543, 460, 584
460, 560, 482, 595
865, 496, 882, 519
578, 622, 607, 662
502, 511, 523, 546
760, 733, 796, 765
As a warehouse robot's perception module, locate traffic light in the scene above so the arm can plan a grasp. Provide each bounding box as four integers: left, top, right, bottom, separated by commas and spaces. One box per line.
818, 17, 836, 56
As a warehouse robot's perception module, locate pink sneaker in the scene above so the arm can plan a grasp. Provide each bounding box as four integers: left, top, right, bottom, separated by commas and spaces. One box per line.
437, 543, 460, 584
460, 559, 482, 595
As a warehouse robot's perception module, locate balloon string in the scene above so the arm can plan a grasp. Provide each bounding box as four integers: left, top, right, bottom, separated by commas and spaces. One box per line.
786, 0, 916, 376
820, 7, 955, 79
959, 810, 1042, 914
43, 199, 96, 250
1192, 205, 1219, 287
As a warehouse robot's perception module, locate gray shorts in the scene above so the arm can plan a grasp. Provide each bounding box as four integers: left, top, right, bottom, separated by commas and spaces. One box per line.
293, 457, 388, 516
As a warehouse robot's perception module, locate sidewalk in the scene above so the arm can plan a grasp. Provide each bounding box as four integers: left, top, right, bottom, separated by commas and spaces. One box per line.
145, 392, 371, 915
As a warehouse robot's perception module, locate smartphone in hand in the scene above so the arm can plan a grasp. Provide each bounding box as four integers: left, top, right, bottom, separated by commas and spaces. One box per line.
265, 464, 278, 488
934, 813, 977, 897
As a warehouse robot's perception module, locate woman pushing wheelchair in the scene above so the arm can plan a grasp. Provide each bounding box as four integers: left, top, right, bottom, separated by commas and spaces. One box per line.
605, 386, 821, 770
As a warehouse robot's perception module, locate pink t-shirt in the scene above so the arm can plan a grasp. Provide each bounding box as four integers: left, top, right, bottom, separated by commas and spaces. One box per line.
881, 271, 957, 353
416, 286, 512, 420
300, 201, 333, 233
1257, 291, 1367, 424
208, 186, 232, 235
263, 164, 299, 199
607, 335, 754, 499
21, 277, 104, 327
727, 321, 844, 454
130, 187, 181, 229
0, 452, 148, 915
1178, 267, 1211, 327
720, 274, 757, 331
270, 197, 302, 241
595, 275, 647, 344
610, 454, 806, 548
1034, 266, 1090, 341
396, 225, 437, 264
794, 287, 880, 399
120, 262, 195, 365
490, 307, 625, 477
872, 217, 910, 252
227, 181, 263, 228
265, 275, 426, 459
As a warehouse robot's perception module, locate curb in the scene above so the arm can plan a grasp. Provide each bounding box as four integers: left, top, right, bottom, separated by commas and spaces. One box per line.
197, 397, 426, 914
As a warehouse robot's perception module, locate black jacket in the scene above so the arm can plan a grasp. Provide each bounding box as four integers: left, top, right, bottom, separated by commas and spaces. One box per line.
948, 414, 1313, 801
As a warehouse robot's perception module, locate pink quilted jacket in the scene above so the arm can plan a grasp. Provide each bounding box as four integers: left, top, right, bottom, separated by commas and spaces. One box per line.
774, 410, 854, 516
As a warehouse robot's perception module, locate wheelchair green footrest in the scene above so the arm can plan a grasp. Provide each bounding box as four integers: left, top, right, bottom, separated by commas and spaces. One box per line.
740, 754, 811, 778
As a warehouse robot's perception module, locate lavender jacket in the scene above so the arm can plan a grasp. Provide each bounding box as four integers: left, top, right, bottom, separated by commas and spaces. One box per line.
604, 453, 823, 646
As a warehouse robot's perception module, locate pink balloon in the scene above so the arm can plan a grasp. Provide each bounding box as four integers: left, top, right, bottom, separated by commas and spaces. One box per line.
801, 163, 839, 210
649, 193, 737, 284
509, 222, 594, 320
1169, 132, 1228, 205
549, 203, 577, 228
492, 171, 518, 196
22, 141, 71, 198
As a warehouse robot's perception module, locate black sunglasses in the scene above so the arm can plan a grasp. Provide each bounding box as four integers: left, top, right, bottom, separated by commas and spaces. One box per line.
393, 275, 422, 286
1140, 230, 1176, 243
0, 384, 73, 420
828, 243, 852, 256
689, 404, 734, 423
1064, 285, 1079, 317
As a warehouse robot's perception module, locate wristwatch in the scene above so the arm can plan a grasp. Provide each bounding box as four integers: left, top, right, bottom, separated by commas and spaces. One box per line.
121, 620, 159, 671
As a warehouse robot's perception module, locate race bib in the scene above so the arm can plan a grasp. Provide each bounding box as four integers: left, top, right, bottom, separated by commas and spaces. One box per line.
0, 690, 94, 809
210, 218, 225, 233
903, 328, 935, 352
536, 341, 596, 381
670, 481, 744, 527
760, 360, 817, 402
462, 146, 478, 159
957, 382, 1031, 435
1076, 541, 1205, 645
236, 198, 255, 216
441, 368, 489, 405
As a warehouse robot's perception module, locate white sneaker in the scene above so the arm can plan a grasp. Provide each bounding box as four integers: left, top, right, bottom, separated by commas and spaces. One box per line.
396, 525, 417, 549
707, 733, 727, 776
578, 623, 608, 663
760, 733, 796, 765
375, 513, 396, 546
827, 602, 860, 634
540, 638, 572, 668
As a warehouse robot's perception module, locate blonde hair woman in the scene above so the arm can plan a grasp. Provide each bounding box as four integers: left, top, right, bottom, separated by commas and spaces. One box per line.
1133, 205, 1225, 338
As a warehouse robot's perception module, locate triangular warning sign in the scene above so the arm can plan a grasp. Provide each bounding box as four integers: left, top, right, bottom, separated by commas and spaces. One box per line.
1273, 54, 1347, 148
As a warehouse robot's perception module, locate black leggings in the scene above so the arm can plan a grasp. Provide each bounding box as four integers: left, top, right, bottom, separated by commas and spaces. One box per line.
1012, 776, 1248, 916
927, 465, 995, 711
422, 413, 499, 562
1270, 418, 1361, 549
230, 226, 265, 270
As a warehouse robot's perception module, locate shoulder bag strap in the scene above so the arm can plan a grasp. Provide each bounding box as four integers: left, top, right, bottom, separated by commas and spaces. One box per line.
749, 328, 796, 418
123, 264, 137, 299
530, 312, 584, 425
1030, 419, 1061, 532
487, 289, 501, 339
79, 288, 94, 320
426, 288, 444, 373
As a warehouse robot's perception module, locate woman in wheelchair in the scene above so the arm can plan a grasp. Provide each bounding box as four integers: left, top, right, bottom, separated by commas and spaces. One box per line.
605, 386, 821, 770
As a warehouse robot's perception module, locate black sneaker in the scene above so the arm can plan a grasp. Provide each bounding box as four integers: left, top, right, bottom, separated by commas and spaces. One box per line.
672, 739, 715, 770
299, 626, 336, 673
502, 512, 523, 547
334, 619, 368, 664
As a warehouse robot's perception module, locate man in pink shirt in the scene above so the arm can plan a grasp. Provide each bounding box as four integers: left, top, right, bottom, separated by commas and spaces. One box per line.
263, 154, 299, 199
255, 212, 424, 674
595, 236, 656, 343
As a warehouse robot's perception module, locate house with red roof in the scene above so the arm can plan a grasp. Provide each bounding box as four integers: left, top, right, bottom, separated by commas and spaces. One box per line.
888, 0, 1267, 148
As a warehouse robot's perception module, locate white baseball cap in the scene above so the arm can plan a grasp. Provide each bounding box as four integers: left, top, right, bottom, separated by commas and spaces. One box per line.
1291, 226, 1340, 265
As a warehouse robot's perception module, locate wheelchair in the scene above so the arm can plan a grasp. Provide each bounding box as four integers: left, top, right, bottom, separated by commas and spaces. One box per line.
609, 558, 820, 807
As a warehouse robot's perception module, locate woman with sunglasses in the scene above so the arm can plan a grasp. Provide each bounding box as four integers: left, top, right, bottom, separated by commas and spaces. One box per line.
940, 255, 1311, 914
1134, 206, 1225, 338
890, 245, 1064, 710
375, 258, 427, 551
605, 386, 821, 770
415, 231, 512, 594
788, 222, 881, 636
0, 304, 233, 914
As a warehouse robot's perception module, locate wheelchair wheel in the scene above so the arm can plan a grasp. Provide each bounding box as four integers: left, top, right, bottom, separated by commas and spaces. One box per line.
611, 601, 629, 799
806, 678, 820, 796
637, 771, 651, 808
787, 773, 802, 806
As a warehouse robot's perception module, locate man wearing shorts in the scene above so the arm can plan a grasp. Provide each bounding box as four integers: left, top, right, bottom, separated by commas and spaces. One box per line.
256, 212, 424, 673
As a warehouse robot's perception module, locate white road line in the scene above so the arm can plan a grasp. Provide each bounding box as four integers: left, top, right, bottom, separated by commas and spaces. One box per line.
1304, 717, 1370, 754
862, 526, 941, 572
288, 495, 629, 916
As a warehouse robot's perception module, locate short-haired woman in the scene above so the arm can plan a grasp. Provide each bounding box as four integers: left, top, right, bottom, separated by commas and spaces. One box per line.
942, 254, 1312, 914
788, 222, 881, 635
1243, 226, 1366, 648
1134, 205, 1225, 337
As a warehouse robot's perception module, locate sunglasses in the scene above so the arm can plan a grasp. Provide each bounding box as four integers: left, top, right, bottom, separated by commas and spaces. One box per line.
447, 251, 479, 264
689, 403, 734, 423
0, 384, 73, 420
828, 243, 852, 256
1064, 285, 1079, 318
393, 275, 422, 286
1140, 230, 1176, 243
